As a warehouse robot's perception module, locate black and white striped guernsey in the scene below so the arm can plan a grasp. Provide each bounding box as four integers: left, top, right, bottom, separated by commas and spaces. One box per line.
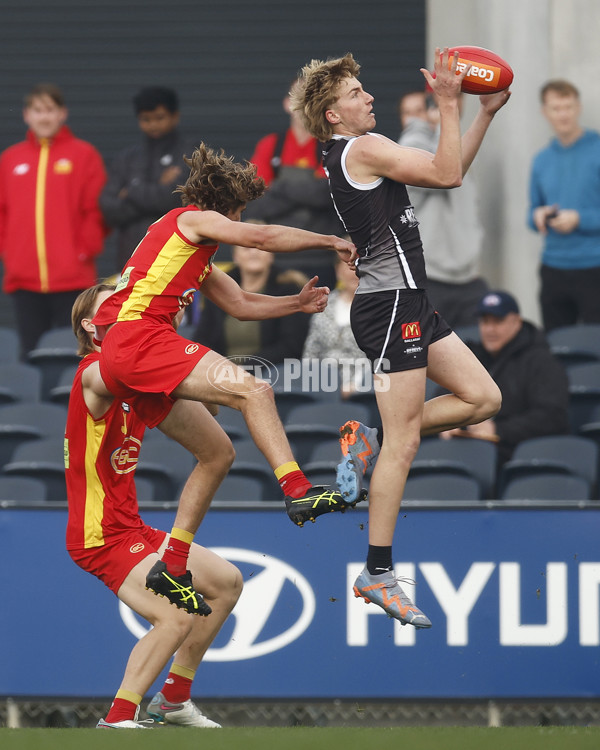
322, 133, 428, 294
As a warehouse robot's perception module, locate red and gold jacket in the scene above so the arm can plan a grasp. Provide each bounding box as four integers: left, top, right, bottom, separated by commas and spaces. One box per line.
0, 125, 107, 293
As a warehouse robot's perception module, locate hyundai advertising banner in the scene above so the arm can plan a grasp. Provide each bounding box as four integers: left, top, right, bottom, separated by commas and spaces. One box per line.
1, 506, 598, 699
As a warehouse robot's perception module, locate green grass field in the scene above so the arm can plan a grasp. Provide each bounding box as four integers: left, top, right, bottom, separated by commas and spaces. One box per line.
2, 726, 600, 750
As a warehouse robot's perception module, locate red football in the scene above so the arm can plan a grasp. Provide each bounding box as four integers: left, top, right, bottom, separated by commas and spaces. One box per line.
448, 45, 513, 95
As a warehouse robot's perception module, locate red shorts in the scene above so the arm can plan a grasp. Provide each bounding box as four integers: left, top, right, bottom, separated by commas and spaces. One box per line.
68, 524, 167, 595
99, 319, 211, 406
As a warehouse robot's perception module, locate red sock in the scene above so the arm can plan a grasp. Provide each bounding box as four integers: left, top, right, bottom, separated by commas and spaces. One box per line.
275, 461, 311, 498
161, 527, 193, 577
104, 690, 141, 723
162, 667, 195, 703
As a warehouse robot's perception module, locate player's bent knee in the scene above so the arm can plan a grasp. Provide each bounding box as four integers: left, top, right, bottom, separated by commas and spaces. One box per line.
482, 381, 502, 419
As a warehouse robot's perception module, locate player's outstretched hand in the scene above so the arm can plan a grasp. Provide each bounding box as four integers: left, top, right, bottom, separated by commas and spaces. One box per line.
299, 276, 330, 313
479, 88, 511, 115
420, 47, 467, 101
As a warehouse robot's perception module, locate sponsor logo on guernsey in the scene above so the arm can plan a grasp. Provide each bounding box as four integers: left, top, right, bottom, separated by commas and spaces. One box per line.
53, 158, 73, 174
115, 267, 133, 292
185, 343, 200, 355
400, 207, 418, 227
13, 163, 30, 175
402, 321, 421, 341
130, 543, 145, 554
110, 436, 142, 474
197, 261, 213, 287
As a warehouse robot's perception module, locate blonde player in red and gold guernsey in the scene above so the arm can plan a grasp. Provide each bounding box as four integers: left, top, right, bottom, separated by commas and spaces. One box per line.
93, 143, 361, 612
67, 284, 243, 729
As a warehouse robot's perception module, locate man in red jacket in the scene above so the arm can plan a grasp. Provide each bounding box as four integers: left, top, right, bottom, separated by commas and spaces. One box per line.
0, 83, 107, 359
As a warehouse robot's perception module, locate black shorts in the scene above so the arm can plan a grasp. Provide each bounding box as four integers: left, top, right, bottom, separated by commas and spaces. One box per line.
350, 289, 452, 373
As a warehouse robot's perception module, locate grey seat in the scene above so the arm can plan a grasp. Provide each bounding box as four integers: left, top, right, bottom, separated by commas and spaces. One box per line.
27, 326, 80, 400
228, 439, 279, 500
567, 362, 600, 432
48, 364, 78, 406
498, 435, 598, 497
410, 437, 498, 499
501, 474, 591, 501
0, 363, 42, 405
284, 401, 371, 465
547, 324, 600, 370
0, 327, 20, 365
403, 473, 481, 501
0, 402, 68, 468
0, 475, 47, 504
214, 474, 264, 503
136, 439, 196, 501
2, 437, 66, 502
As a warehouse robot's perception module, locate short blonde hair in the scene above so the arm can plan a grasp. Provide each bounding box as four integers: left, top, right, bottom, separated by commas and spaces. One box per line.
71, 283, 116, 357
290, 53, 361, 142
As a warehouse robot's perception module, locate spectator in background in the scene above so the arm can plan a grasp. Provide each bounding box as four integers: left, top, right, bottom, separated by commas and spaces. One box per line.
0, 83, 107, 360
302, 254, 367, 397
244, 78, 344, 290
397, 90, 428, 128
528, 79, 600, 331
100, 86, 197, 271
194, 221, 311, 363
398, 89, 488, 329
441, 290, 570, 467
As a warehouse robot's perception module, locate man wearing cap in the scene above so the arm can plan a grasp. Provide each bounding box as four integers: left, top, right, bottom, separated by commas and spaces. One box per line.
442, 290, 570, 466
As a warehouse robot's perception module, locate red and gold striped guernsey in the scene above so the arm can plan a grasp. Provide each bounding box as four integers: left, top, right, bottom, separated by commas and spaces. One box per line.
65, 353, 146, 550
93, 206, 217, 328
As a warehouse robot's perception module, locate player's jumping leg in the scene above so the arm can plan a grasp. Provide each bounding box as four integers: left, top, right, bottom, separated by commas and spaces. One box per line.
352, 368, 431, 628
172, 350, 350, 527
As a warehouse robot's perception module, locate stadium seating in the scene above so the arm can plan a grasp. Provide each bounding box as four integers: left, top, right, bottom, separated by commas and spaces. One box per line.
284, 401, 371, 465
547, 323, 600, 370
501, 474, 591, 502
0, 327, 20, 365
135, 439, 196, 500
48, 364, 78, 406
214, 474, 265, 503
0, 475, 47, 504
215, 407, 249, 442
134, 476, 156, 503
2, 437, 67, 502
409, 436, 498, 499
227, 439, 279, 500
567, 362, 600, 433
0, 363, 42, 405
403, 473, 481, 501
578, 403, 600, 445
0, 402, 68, 468
27, 326, 80, 401
498, 435, 598, 497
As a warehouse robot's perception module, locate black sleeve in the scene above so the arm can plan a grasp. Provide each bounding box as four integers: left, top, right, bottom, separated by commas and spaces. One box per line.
495, 351, 570, 447
193, 296, 227, 356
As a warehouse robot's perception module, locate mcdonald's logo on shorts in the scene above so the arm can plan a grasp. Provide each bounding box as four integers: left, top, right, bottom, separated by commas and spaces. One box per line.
402, 321, 421, 340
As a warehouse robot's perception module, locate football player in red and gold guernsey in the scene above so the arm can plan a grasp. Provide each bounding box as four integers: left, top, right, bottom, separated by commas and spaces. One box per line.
92, 143, 358, 612
67, 284, 241, 728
